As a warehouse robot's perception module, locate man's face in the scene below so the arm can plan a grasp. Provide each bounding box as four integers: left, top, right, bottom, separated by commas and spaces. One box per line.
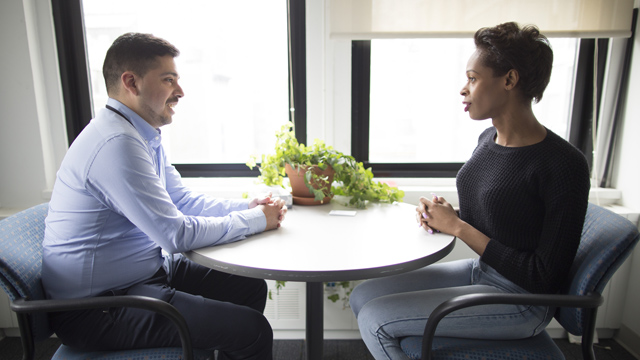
135, 55, 184, 128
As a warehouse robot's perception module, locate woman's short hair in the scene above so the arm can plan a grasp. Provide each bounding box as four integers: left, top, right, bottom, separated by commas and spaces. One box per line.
103, 33, 180, 95
474, 22, 553, 103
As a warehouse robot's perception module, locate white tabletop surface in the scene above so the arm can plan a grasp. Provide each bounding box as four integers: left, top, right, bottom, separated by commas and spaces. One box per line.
184, 201, 455, 282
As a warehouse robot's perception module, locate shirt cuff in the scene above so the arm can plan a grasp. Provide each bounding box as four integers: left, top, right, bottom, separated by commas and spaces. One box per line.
244, 207, 267, 234
228, 198, 251, 211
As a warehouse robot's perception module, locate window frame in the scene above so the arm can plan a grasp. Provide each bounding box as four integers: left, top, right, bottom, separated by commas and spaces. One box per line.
351, 38, 601, 178
51, 0, 306, 178
52, 0, 611, 179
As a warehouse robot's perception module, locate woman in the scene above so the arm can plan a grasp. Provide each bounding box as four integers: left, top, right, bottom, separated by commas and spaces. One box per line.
350, 22, 590, 359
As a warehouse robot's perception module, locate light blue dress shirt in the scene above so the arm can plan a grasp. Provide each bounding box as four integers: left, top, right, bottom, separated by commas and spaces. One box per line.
42, 98, 266, 299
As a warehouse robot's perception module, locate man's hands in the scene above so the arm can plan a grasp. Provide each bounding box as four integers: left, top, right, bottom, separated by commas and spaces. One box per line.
248, 193, 273, 209
249, 193, 287, 231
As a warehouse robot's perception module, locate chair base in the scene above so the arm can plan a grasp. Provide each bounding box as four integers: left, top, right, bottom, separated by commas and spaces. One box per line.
53, 344, 215, 360
400, 330, 565, 360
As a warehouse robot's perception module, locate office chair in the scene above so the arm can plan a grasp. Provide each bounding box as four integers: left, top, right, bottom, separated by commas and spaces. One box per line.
0, 203, 215, 360
400, 202, 640, 360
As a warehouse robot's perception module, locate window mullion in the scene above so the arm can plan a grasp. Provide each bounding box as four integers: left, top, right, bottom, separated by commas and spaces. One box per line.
351, 40, 371, 162
51, 0, 93, 145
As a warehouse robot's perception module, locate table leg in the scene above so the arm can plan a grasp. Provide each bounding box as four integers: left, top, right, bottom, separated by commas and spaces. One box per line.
306, 282, 323, 360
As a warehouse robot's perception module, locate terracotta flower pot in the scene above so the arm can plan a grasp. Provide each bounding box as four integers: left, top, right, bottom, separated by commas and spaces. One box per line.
285, 163, 335, 205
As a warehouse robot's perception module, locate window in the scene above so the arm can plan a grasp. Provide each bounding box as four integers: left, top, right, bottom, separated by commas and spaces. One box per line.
353, 38, 579, 176
82, 0, 289, 166
53, 0, 306, 177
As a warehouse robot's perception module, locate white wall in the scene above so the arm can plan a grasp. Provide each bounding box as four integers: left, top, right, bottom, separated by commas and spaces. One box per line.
0, 0, 67, 210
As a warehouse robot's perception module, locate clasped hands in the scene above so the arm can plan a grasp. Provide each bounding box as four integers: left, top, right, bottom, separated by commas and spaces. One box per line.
416, 193, 458, 235
250, 192, 288, 231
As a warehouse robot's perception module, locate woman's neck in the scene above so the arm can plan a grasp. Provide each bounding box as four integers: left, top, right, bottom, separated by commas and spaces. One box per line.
492, 104, 546, 147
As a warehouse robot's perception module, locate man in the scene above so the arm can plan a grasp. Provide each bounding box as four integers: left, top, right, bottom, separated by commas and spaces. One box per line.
42, 32, 285, 360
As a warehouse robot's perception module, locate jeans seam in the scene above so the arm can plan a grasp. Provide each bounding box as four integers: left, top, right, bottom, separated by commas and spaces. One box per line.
374, 304, 540, 344
374, 318, 424, 360
532, 305, 552, 336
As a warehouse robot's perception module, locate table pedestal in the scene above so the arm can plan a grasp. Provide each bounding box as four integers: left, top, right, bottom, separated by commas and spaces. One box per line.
306, 282, 324, 360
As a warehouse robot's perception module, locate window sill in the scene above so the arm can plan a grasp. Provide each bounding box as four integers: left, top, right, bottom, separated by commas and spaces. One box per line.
6, 178, 626, 221
180, 177, 636, 223
180, 177, 624, 205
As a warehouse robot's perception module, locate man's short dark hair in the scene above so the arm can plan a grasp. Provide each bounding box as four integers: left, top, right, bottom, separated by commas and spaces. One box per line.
103, 32, 180, 95
474, 22, 553, 103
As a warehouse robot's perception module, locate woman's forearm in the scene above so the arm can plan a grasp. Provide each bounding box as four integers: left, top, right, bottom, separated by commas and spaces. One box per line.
453, 219, 490, 256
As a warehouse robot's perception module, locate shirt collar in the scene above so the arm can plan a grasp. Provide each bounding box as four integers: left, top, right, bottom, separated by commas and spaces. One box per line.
106, 98, 162, 149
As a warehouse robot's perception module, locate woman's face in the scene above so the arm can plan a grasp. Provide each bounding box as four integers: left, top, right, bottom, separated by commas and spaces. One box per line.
460, 50, 509, 121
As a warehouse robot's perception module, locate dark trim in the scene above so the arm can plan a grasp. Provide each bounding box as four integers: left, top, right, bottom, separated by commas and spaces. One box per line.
568, 38, 609, 170
364, 163, 463, 178
288, 0, 307, 145
174, 164, 260, 178
351, 41, 371, 161
51, 0, 93, 145
600, 8, 638, 187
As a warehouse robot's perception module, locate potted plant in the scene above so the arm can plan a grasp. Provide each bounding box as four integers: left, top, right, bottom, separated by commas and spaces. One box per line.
247, 122, 405, 304
246, 122, 404, 209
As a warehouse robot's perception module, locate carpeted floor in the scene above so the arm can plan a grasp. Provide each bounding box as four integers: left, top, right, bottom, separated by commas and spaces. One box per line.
0, 337, 637, 360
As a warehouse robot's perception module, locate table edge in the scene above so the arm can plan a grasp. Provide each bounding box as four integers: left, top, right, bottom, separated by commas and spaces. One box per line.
184, 237, 456, 283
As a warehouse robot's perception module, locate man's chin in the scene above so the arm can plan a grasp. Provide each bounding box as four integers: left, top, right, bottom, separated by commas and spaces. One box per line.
160, 115, 173, 127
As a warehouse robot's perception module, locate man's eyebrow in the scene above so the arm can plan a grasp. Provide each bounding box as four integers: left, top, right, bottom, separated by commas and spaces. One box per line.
161, 71, 179, 77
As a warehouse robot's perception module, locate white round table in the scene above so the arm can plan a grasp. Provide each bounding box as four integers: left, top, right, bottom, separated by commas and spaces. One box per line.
184, 201, 455, 360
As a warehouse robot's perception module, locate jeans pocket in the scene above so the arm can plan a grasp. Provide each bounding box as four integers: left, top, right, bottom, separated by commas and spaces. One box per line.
477, 261, 528, 294
471, 258, 482, 284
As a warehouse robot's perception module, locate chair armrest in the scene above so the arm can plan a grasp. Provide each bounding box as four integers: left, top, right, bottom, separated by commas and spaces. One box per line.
11, 295, 194, 360
420, 292, 603, 360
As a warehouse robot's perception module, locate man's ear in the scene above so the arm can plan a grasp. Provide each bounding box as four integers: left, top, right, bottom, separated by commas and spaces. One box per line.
121, 72, 139, 96
504, 69, 519, 90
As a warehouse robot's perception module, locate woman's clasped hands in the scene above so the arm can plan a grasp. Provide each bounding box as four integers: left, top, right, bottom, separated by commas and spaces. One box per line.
416, 193, 459, 235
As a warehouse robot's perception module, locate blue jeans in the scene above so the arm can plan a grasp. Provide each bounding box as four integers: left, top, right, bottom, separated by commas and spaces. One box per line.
350, 259, 554, 360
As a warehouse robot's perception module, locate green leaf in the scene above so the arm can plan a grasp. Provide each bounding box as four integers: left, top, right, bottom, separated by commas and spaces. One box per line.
246, 122, 405, 209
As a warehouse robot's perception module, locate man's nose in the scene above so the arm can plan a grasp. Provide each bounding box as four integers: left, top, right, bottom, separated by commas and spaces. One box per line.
175, 84, 184, 98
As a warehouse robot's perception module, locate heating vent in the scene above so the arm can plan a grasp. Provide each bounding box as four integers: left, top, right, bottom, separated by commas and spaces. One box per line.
264, 280, 306, 330
265, 288, 301, 320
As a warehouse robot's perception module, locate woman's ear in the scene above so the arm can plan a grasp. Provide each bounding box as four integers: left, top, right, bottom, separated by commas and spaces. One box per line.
504, 69, 519, 90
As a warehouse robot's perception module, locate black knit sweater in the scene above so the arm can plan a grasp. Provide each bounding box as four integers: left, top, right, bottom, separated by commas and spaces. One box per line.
456, 127, 590, 294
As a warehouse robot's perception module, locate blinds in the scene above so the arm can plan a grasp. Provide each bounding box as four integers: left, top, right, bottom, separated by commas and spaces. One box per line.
329, 0, 635, 39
